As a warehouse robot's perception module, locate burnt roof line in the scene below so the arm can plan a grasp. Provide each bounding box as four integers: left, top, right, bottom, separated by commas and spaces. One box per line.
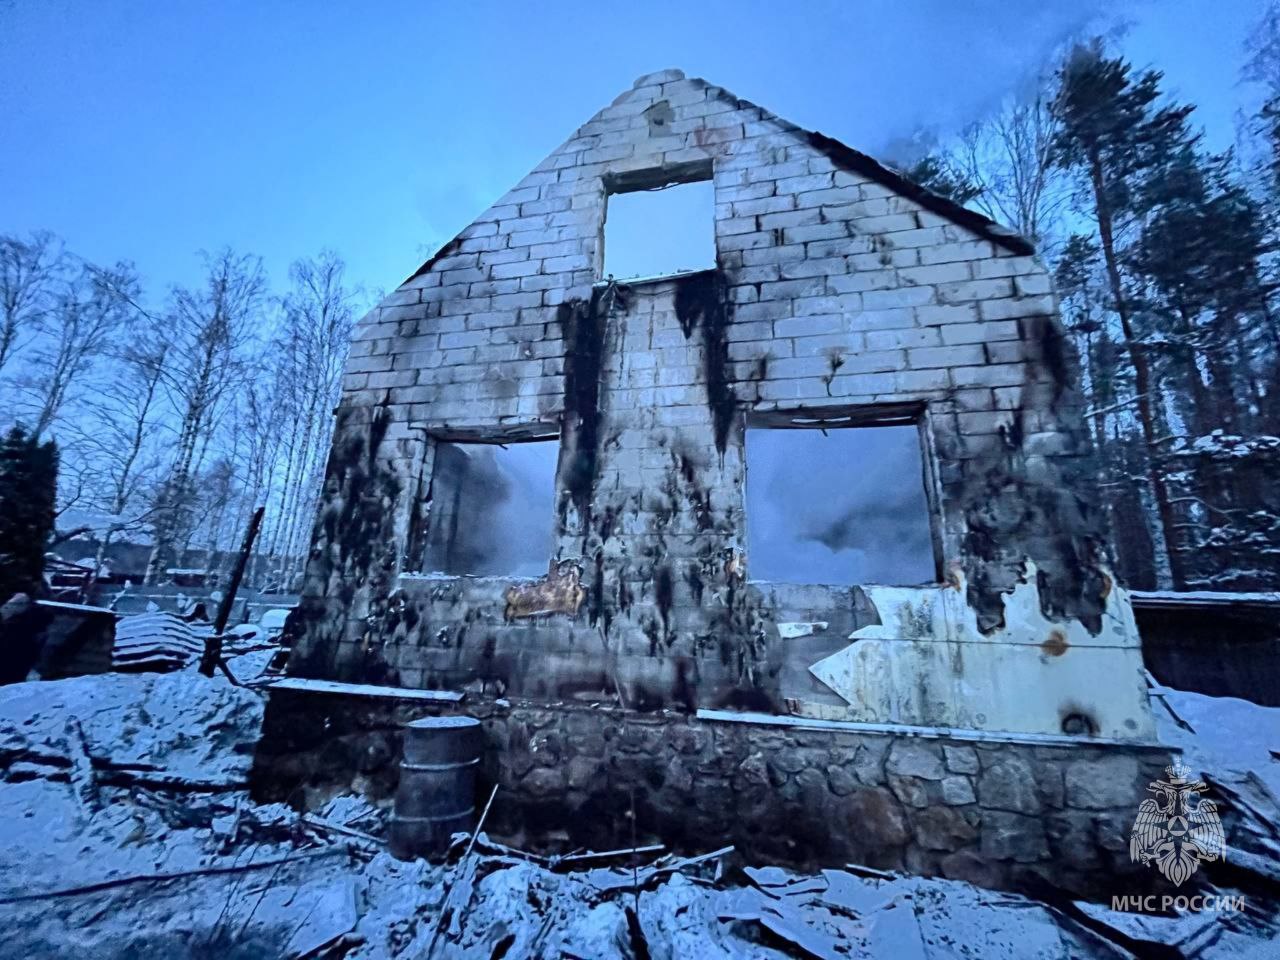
803, 131, 1037, 257
402, 77, 1037, 287
405, 236, 463, 284
697, 82, 1037, 257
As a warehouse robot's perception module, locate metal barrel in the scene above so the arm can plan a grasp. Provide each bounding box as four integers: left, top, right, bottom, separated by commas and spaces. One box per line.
388, 715, 484, 860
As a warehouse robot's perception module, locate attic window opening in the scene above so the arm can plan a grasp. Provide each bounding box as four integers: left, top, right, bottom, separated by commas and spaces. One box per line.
745, 415, 940, 586
603, 176, 715, 281
422, 437, 559, 577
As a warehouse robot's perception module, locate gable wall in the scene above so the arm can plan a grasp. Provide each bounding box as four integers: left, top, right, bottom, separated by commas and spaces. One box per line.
286, 70, 1152, 741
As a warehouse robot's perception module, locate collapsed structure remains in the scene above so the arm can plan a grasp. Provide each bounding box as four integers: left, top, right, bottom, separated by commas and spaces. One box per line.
254, 70, 1167, 896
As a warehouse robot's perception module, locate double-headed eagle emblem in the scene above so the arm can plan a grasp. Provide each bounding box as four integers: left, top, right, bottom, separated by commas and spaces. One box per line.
1129, 760, 1226, 886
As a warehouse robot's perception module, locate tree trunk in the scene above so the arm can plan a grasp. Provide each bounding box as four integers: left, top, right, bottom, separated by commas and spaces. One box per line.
1088, 152, 1186, 589
80, 532, 113, 604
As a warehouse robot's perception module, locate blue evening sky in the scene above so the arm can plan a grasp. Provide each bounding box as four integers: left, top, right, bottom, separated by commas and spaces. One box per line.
0, 1, 1263, 303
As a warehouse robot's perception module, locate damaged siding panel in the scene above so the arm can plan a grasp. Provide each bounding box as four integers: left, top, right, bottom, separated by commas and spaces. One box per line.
795, 565, 1153, 740
804, 639, 1151, 741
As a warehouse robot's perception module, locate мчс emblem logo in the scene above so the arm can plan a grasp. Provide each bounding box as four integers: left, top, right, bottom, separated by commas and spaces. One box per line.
1129, 759, 1226, 886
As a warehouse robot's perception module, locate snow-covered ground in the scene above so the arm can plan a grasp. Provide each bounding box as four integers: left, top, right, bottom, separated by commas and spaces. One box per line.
0, 668, 1277, 958
1151, 682, 1280, 800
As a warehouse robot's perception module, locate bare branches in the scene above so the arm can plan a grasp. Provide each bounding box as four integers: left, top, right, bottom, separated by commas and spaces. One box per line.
950, 75, 1067, 248
254, 252, 356, 589
1, 229, 366, 593
1244, 1, 1280, 97
60, 304, 170, 556
121, 248, 358, 589
0, 231, 64, 376
28, 261, 138, 439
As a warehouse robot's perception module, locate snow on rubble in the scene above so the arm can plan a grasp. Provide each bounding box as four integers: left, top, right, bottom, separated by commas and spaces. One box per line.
0, 669, 263, 787
1151, 680, 1280, 801
0, 670, 1277, 958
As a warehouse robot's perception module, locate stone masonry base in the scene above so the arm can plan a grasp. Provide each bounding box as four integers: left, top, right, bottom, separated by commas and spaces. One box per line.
251, 690, 1174, 900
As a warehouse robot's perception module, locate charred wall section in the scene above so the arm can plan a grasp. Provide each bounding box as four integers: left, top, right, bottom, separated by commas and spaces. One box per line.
287, 400, 425, 685
275, 68, 1149, 740
365, 274, 773, 712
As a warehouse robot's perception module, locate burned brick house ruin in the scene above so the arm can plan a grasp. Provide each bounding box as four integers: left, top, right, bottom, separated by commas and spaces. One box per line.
256, 71, 1168, 894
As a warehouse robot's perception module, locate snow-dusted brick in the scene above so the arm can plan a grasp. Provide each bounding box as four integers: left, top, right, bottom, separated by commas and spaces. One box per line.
775, 314, 843, 338
866, 327, 942, 351
909, 344, 985, 369
862, 287, 935, 310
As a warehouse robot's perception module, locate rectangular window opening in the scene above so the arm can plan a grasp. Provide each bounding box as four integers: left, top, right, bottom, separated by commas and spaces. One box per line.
423, 437, 559, 577
603, 177, 715, 281
745, 417, 939, 586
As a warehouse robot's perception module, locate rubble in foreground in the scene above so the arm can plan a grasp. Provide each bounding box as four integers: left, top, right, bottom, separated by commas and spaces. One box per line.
0, 670, 1277, 959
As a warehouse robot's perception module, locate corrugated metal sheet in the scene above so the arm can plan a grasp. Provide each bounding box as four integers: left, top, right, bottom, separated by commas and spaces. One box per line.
112, 613, 210, 672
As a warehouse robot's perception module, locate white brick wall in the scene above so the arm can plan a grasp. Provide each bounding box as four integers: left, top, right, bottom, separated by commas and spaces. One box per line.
331, 68, 1082, 623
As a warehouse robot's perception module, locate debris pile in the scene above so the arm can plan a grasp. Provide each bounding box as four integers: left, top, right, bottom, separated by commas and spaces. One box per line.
0, 670, 1278, 957
111, 608, 287, 679
0, 670, 263, 790
1150, 676, 1280, 800
1, 584, 293, 684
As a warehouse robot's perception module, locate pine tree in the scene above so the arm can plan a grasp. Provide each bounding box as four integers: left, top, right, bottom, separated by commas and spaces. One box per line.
1054, 233, 1115, 451
898, 154, 983, 205
0, 426, 58, 601
1054, 42, 1197, 587
1132, 147, 1267, 428
1126, 139, 1277, 587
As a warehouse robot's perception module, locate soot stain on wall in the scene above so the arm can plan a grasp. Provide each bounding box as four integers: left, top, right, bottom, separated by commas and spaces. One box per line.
556, 287, 609, 531
957, 321, 1108, 633
290, 399, 404, 682
291, 173, 1109, 714
674, 270, 736, 456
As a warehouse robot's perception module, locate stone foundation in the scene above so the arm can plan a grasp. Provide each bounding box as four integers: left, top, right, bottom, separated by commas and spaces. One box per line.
251, 689, 1173, 899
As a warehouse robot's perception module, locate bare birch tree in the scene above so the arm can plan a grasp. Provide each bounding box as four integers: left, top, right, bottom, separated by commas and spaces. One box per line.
145, 250, 264, 583
232, 375, 290, 586
67, 326, 169, 593
25, 261, 137, 439
952, 75, 1067, 248
258, 252, 356, 589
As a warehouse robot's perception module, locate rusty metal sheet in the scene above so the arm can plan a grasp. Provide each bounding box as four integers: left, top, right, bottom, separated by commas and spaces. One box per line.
503, 559, 586, 620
